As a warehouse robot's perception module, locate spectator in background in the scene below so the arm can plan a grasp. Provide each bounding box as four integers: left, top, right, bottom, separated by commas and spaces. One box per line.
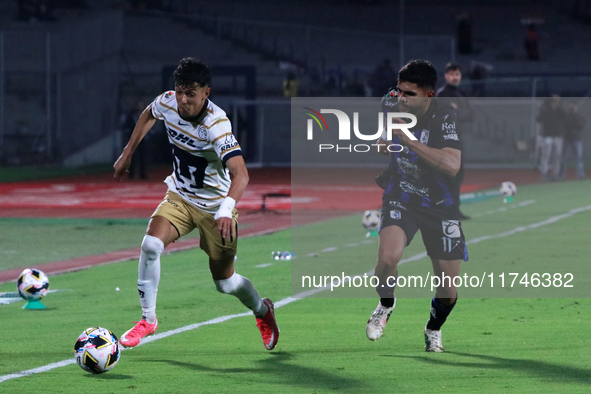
324, 68, 346, 96
436, 63, 473, 220
283, 72, 299, 97
344, 69, 367, 97
456, 13, 473, 54
370, 58, 396, 97
560, 102, 586, 179
525, 24, 540, 60
537, 95, 566, 181
122, 100, 148, 179
468, 61, 491, 97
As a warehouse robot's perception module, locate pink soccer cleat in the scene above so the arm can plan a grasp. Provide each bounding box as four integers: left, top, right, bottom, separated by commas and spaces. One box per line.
120, 319, 158, 348
256, 298, 279, 350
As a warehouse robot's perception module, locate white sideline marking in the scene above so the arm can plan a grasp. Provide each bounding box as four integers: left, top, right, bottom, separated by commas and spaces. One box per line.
0, 359, 78, 382
468, 204, 591, 245
471, 199, 536, 218
255, 263, 273, 268
0, 287, 326, 384
2, 203, 590, 384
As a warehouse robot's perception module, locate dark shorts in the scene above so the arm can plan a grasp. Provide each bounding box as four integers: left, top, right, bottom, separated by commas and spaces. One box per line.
380, 199, 468, 261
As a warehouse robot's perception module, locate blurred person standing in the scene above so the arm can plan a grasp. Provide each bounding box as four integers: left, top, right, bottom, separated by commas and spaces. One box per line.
283, 72, 299, 97
537, 95, 566, 181
468, 61, 490, 97
370, 58, 397, 97
121, 100, 148, 180
456, 13, 473, 54
435, 63, 473, 220
560, 102, 586, 179
524, 24, 540, 61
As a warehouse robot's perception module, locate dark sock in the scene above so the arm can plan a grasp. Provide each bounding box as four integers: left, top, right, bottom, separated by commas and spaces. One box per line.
377, 277, 396, 308
380, 297, 395, 308
426, 297, 456, 330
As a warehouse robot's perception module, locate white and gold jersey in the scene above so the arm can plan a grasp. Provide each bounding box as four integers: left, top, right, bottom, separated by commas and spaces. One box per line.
150, 91, 242, 213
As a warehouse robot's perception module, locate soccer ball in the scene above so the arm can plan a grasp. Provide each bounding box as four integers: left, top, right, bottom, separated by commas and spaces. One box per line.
362, 210, 381, 230
499, 181, 517, 197
74, 327, 120, 374
17, 269, 49, 301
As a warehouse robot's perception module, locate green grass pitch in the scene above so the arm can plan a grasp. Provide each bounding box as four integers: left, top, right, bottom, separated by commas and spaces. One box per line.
0, 180, 590, 393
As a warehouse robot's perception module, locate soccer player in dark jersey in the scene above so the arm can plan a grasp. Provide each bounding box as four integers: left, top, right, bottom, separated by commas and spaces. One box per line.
365, 60, 468, 352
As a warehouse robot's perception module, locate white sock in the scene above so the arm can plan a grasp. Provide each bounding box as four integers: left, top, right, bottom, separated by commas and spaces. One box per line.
138, 235, 164, 324
214, 273, 268, 317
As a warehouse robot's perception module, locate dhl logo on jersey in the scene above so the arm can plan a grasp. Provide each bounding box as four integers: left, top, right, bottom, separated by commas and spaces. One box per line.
166, 127, 205, 149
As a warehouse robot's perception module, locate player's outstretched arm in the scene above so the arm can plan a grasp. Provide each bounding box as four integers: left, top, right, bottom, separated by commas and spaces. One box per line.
113, 105, 157, 180
214, 155, 249, 239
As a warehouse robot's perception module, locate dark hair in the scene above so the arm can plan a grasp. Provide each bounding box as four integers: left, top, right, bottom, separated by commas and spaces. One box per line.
398, 59, 438, 90
445, 62, 461, 73
173, 58, 211, 88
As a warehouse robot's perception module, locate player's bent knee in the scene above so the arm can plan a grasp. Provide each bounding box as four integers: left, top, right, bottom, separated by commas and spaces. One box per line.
436, 286, 458, 302
214, 272, 243, 295
141, 235, 165, 259
377, 250, 403, 268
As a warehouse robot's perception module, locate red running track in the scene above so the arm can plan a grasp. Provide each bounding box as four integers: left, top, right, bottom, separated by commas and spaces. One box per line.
0, 167, 543, 284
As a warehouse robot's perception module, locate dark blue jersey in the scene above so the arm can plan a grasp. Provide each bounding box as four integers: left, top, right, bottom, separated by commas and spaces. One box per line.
382, 100, 462, 219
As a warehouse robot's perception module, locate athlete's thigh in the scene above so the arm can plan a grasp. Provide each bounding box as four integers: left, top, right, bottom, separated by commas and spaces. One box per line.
146, 216, 179, 247
378, 200, 420, 266
378, 226, 407, 264
380, 200, 419, 247
149, 190, 196, 246
419, 216, 468, 262
193, 207, 238, 263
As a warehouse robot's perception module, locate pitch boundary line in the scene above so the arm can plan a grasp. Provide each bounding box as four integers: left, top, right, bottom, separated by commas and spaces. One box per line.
1, 204, 590, 384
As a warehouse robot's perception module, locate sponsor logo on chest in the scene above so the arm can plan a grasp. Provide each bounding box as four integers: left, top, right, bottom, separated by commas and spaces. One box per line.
166, 127, 207, 148
442, 121, 456, 133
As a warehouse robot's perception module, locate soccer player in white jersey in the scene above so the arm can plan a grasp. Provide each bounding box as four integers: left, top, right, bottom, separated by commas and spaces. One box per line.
113, 58, 279, 350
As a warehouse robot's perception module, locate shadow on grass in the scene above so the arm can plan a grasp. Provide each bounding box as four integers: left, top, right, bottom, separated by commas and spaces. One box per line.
384, 352, 591, 385
147, 351, 363, 391
85, 373, 134, 380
